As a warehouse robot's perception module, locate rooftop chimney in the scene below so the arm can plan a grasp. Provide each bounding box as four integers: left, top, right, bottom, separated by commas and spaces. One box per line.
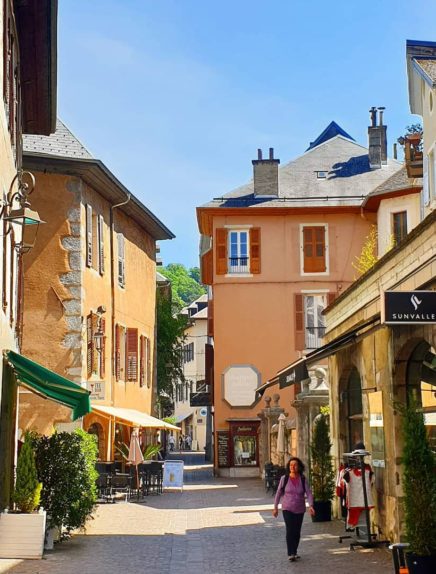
252, 148, 280, 196
368, 107, 388, 169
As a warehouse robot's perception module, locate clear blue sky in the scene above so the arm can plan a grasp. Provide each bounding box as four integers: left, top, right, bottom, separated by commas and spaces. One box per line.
58, 1, 435, 268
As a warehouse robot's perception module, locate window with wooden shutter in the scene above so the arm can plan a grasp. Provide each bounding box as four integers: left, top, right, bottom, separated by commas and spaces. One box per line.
249, 227, 261, 274
302, 226, 326, 273
86, 204, 93, 267
98, 214, 105, 274
215, 228, 228, 275
87, 314, 93, 378
207, 298, 214, 337
139, 336, 144, 387
146, 337, 151, 387
115, 324, 121, 381
117, 233, 125, 287
126, 328, 138, 381
294, 294, 304, 351
100, 318, 106, 378
91, 313, 99, 374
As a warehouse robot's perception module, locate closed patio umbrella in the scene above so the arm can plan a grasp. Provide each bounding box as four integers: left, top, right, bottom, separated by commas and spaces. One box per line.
277, 413, 287, 466
128, 429, 144, 491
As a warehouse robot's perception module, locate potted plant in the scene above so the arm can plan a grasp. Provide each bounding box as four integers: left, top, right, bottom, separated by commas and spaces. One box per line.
310, 412, 335, 522
0, 433, 46, 559
400, 396, 436, 573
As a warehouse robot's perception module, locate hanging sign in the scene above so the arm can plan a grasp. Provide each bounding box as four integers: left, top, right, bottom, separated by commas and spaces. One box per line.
384, 291, 436, 324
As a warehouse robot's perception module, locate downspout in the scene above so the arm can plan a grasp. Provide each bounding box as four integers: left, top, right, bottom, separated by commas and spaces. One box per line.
109, 192, 131, 413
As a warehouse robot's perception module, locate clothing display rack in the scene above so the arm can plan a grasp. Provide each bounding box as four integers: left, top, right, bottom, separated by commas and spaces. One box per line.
338, 450, 389, 551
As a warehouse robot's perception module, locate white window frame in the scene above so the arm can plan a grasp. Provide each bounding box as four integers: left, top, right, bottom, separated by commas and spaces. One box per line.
299, 223, 329, 276
303, 293, 327, 350
117, 233, 125, 288
227, 229, 250, 274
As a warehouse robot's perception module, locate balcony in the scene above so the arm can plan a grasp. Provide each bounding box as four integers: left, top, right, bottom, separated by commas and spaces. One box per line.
402, 133, 423, 178
305, 327, 326, 350
228, 257, 249, 274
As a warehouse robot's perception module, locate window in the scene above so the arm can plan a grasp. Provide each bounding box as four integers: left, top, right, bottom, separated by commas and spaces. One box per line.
140, 335, 151, 388
117, 233, 125, 287
97, 214, 105, 274
3, 0, 19, 160
215, 227, 261, 275
87, 312, 106, 379
316, 171, 328, 179
301, 225, 327, 273
86, 204, 93, 267
295, 292, 335, 350
115, 324, 126, 381
234, 436, 257, 466
126, 328, 138, 381
183, 342, 194, 363
392, 211, 408, 245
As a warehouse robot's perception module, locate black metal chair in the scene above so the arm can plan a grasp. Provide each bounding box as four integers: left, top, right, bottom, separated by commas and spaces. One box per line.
110, 473, 131, 501
147, 461, 164, 494
96, 472, 112, 503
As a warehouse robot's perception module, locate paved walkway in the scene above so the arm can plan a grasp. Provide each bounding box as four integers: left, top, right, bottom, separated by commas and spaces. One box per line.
0, 478, 393, 574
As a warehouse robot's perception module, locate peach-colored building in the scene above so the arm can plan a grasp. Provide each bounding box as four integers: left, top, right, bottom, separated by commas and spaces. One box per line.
18, 120, 174, 459
197, 114, 407, 477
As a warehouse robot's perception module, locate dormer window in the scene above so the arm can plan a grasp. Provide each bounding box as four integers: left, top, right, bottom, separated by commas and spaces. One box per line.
316, 171, 328, 179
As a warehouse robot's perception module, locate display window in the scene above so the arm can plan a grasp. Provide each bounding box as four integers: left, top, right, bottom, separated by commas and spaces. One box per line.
229, 421, 260, 467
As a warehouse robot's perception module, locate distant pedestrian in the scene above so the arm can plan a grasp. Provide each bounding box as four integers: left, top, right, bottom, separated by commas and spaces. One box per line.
169, 434, 175, 452
185, 434, 192, 450
179, 434, 184, 451
272, 457, 315, 562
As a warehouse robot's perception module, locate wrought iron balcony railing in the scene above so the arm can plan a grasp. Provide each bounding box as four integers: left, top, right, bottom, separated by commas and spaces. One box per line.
228, 257, 249, 273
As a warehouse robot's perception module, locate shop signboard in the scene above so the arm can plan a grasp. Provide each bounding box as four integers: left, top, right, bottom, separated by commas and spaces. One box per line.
162, 460, 184, 491
217, 430, 230, 467
383, 291, 436, 324
190, 392, 211, 406
279, 360, 309, 389
86, 381, 105, 400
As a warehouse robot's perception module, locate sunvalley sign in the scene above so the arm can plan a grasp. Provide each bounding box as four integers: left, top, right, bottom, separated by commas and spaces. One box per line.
384, 291, 436, 324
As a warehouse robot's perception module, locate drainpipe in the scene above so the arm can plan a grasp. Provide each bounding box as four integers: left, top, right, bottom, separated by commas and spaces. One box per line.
109, 192, 131, 413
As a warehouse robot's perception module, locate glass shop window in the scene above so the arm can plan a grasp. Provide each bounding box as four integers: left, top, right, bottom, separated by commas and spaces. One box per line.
233, 435, 257, 466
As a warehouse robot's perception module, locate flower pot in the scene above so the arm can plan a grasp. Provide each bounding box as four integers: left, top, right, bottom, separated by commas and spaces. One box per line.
0, 510, 46, 559
405, 552, 436, 574
311, 500, 332, 522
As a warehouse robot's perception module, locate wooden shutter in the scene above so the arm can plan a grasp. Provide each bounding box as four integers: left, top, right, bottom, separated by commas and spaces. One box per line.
87, 314, 93, 378
294, 294, 305, 351
201, 249, 213, 285
86, 204, 93, 267
98, 214, 105, 275
91, 313, 99, 374
215, 228, 228, 275
126, 328, 138, 381
115, 324, 121, 381
100, 318, 106, 378
207, 298, 214, 337
146, 337, 151, 387
117, 233, 125, 287
303, 226, 326, 273
249, 227, 261, 274
139, 335, 145, 387
327, 292, 337, 306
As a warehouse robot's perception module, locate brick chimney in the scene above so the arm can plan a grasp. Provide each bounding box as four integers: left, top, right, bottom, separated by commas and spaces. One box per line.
252, 148, 280, 196
368, 107, 388, 169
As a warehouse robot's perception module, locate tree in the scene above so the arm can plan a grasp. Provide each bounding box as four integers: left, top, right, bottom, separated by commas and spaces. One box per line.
160, 263, 206, 308
156, 290, 187, 413
352, 226, 378, 277
13, 433, 42, 513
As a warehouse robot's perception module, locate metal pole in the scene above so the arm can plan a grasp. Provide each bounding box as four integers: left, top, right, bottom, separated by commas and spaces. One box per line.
359, 454, 372, 545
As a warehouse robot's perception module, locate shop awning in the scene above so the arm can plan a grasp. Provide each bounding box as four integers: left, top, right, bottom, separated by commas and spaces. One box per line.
257, 318, 379, 397
5, 350, 91, 420
90, 404, 180, 431
174, 412, 193, 424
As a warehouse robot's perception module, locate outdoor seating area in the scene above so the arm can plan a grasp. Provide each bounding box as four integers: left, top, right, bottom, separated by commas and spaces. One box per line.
95, 461, 164, 502
264, 462, 286, 494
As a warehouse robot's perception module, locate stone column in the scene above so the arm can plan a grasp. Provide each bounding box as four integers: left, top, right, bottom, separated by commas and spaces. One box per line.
257, 393, 285, 475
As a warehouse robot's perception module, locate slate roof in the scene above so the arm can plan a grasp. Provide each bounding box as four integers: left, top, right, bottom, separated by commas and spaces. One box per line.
306, 121, 354, 151
201, 136, 403, 209
23, 119, 93, 159
366, 166, 422, 196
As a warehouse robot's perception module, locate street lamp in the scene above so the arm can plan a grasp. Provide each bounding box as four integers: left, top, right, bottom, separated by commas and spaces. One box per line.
1, 171, 44, 253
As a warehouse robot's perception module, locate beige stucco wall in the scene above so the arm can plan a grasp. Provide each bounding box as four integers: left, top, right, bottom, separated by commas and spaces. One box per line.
376, 194, 421, 254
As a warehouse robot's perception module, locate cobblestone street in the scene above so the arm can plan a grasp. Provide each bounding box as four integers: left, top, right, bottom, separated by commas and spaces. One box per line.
0, 478, 392, 574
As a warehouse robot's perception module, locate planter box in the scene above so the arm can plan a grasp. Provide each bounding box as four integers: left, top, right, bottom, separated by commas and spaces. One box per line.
406, 552, 436, 574
0, 510, 46, 559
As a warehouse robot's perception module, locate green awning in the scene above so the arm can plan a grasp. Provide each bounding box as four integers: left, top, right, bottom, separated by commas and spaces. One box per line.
5, 350, 91, 420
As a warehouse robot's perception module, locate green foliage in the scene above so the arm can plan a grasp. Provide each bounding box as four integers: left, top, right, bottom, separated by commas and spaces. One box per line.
32, 430, 98, 532
160, 263, 206, 308
114, 442, 161, 461
310, 414, 335, 502
162, 416, 177, 425
399, 396, 436, 556
352, 226, 378, 277
13, 433, 42, 513
156, 290, 187, 405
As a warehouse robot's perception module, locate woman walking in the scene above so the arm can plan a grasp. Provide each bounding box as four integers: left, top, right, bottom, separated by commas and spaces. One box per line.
272, 457, 315, 562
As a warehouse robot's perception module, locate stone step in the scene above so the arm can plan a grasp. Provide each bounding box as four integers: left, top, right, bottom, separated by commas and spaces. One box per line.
183, 464, 214, 482
166, 451, 206, 465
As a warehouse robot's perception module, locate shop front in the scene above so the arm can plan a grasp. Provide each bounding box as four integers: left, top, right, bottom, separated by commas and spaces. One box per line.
216, 420, 260, 477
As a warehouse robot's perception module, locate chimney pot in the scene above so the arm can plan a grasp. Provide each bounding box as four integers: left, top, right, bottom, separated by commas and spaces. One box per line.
257, 148, 263, 160
378, 107, 385, 126
393, 143, 397, 160
369, 107, 377, 127
269, 147, 274, 160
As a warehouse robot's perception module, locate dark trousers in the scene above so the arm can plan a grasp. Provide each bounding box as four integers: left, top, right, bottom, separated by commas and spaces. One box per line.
282, 510, 305, 556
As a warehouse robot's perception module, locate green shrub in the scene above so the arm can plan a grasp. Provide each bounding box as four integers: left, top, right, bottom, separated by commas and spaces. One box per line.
13, 433, 42, 513
32, 430, 98, 532
310, 414, 335, 502
400, 396, 436, 556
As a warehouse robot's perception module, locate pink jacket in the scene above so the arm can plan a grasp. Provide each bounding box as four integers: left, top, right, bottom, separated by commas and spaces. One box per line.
274, 475, 314, 514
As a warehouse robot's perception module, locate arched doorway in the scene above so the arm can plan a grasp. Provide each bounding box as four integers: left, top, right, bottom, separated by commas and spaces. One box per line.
406, 340, 436, 452
340, 367, 364, 451
88, 422, 105, 460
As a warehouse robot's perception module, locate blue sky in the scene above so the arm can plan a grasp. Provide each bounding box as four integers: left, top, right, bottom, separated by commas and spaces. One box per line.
58, 1, 435, 267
